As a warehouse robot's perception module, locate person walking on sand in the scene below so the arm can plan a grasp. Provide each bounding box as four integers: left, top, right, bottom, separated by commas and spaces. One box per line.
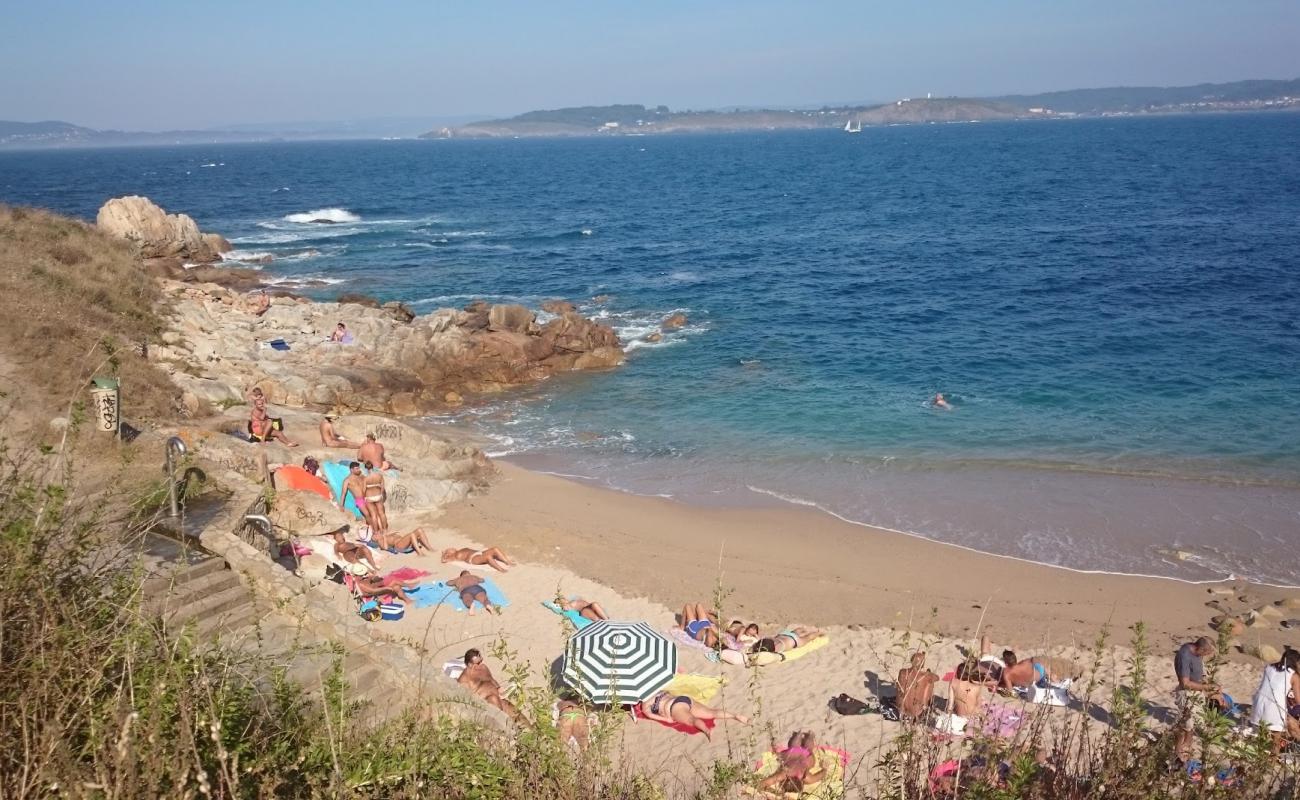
458, 649, 524, 723
1174, 637, 1222, 760
637, 690, 749, 740
340, 462, 378, 530
358, 432, 397, 470
897, 651, 940, 721
447, 570, 498, 615
362, 461, 388, 534
442, 545, 516, 573
319, 414, 358, 448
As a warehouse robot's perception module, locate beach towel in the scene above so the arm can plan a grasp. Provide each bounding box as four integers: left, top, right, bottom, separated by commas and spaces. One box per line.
273, 465, 332, 499
633, 706, 715, 736
751, 746, 848, 800
980, 703, 1024, 738
412, 578, 510, 611
320, 461, 362, 518
268, 338, 290, 351
442, 659, 466, 680
384, 566, 431, 583
664, 673, 725, 703
542, 601, 594, 629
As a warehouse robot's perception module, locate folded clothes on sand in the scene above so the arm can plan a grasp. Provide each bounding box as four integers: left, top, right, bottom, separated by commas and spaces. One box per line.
542, 601, 594, 629
412, 578, 510, 611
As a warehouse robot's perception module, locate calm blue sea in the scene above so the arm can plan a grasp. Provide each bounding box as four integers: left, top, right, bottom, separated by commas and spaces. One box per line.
4, 114, 1299, 583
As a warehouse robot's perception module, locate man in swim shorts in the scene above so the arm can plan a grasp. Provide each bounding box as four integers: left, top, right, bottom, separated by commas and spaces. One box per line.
340, 461, 377, 530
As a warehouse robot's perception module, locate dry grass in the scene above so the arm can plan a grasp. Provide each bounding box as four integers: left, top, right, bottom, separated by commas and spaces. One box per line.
0, 205, 181, 423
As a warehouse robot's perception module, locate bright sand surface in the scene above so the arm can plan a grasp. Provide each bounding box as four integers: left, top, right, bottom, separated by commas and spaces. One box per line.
324, 459, 1300, 795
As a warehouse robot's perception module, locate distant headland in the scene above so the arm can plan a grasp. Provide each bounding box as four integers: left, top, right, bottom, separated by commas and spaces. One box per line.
2, 78, 1296, 150
423, 78, 1300, 139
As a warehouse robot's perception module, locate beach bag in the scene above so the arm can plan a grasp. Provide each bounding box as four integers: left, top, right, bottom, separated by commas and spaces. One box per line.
302, 456, 320, 476
832, 693, 875, 716
357, 525, 374, 543
358, 599, 381, 622
880, 696, 902, 722
379, 602, 405, 621
324, 563, 346, 584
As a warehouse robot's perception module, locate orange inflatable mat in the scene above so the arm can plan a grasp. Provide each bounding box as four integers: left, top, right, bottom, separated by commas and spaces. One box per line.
274, 465, 332, 499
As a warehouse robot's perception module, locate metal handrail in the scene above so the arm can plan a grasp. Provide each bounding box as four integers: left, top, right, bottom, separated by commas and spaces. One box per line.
164, 436, 187, 519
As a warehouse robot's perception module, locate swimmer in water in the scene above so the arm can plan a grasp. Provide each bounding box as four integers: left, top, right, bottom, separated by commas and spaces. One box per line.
934, 393, 953, 411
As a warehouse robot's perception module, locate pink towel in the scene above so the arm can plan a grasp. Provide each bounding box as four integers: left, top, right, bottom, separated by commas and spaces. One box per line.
633, 706, 716, 735
384, 567, 431, 582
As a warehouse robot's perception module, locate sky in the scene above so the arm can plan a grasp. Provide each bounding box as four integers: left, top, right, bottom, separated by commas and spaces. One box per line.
2, 0, 1298, 130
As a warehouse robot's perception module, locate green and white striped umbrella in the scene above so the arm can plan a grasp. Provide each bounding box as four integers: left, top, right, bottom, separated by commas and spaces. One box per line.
562, 621, 676, 704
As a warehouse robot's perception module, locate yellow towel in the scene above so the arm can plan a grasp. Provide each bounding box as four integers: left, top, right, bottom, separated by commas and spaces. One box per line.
780, 635, 830, 662
749, 748, 846, 799
665, 673, 725, 703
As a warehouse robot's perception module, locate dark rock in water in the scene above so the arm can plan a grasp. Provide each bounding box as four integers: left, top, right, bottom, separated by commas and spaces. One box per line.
662, 312, 688, 330
308, 218, 341, 224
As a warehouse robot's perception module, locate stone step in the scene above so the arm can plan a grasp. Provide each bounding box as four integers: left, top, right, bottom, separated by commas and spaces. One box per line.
146, 567, 241, 614
165, 583, 253, 629
190, 600, 259, 642
140, 555, 227, 597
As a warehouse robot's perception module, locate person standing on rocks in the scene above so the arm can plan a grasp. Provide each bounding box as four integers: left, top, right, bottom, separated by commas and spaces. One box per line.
362, 461, 389, 535
340, 462, 377, 531
358, 432, 396, 470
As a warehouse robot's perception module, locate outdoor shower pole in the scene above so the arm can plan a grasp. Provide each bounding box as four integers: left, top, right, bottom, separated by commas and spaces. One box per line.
164, 436, 186, 518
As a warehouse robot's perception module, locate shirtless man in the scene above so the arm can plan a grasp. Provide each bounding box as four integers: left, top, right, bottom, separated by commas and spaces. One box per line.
897, 651, 940, 720
457, 649, 523, 722
375, 526, 434, 556
1000, 651, 1054, 693
358, 433, 396, 471
319, 415, 358, 448
934, 392, 953, 411
362, 462, 388, 535
442, 545, 516, 573
249, 391, 298, 446
448, 570, 498, 615
330, 529, 375, 574
339, 462, 378, 531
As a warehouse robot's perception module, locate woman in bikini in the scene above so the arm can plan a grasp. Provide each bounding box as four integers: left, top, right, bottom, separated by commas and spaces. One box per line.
448, 570, 498, 615
441, 546, 516, 573
556, 699, 592, 752
759, 731, 824, 795
374, 526, 434, 556
559, 597, 609, 621
752, 625, 823, 654
361, 462, 388, 535
678, 602, 721, 648
353, 573, 422, 603
637, 690, 749, 741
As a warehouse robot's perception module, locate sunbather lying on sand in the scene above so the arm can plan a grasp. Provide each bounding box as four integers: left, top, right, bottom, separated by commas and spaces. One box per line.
758, 731, 824, 795
677, 603, 721, 648
375, 526, 433, 556
354, 574, 421, 603
331, 529, 376, 573
458, 648, 523, 723
727, 620, 761, 648
556, 699, 592, 752
752, 625, 823, 654
448, 570, 498, 615
442, 546, 516, 573
559, 597, 608, 621
637, 691, 749, 740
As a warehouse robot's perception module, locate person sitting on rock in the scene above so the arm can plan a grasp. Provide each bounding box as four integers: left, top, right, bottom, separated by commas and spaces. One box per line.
330, 528, 375, 574
358, 432, 396, 471
328, 321, 354, 344
458, 649, 523, 722
248, 391, 297, 446
319, 414, 358, 448
442, 545, 516, 573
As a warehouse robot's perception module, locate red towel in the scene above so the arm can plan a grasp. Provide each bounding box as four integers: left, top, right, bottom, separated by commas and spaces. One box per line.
633, 706, 716, 735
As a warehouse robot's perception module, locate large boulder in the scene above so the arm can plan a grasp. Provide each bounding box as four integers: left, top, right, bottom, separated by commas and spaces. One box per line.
488, 304, 535, 333
96, 196, 222, 263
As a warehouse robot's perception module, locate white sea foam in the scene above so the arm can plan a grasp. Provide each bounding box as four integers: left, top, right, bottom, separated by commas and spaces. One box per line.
222, 250, 274, 263
581, 228, 594, 236
282, 208, 361, 224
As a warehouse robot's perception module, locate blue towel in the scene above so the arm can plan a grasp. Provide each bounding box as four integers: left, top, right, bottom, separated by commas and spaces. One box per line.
320, 461, 362, 518
268, 339, 290, 351
542, 601, 593, 629
412, 578, 510, 611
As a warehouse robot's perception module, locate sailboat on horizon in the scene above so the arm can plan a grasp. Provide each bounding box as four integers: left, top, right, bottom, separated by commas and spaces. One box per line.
843, 118, 862, 134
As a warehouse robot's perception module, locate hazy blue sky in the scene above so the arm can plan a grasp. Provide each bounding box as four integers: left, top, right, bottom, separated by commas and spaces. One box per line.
3, 0, 1298, 130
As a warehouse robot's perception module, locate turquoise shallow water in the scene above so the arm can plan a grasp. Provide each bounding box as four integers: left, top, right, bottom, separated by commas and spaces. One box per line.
3, 113, 1299, 582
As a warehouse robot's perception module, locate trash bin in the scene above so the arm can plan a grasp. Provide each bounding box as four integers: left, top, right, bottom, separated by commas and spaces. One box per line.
90, 377, 121, 436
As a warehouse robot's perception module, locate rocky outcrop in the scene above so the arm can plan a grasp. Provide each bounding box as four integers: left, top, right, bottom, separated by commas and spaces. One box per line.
156, 284, 626, 416
97, 196, 230, 263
